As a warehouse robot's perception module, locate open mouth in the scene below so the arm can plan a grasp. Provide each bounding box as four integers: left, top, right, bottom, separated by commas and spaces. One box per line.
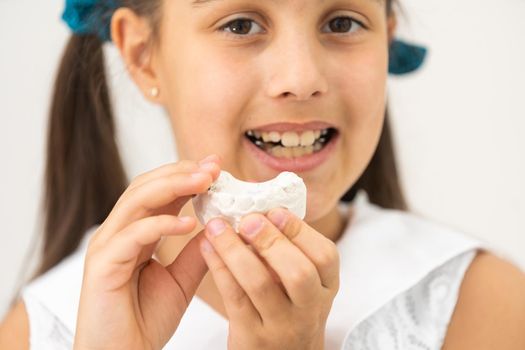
244, 127, 339, 159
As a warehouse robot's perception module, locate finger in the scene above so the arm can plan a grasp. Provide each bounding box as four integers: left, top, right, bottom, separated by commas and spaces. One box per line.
267, 208, 340, 291
165, 231, 209, 307
99, 171, 214, 241
89, 215, 196, 290
108, 214, 196, 264
204, 218, 289, 320
127, 155, 222, 192
238, 214, 322, 307
126, 160, 220, 218
199, 236, 260, 324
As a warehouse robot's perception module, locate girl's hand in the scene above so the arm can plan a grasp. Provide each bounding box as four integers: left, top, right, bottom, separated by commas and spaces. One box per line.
200, 208, 340, 350
74, 155, 221, 350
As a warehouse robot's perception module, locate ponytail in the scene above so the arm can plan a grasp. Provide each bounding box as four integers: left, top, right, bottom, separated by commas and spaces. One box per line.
36, 34, 128, 276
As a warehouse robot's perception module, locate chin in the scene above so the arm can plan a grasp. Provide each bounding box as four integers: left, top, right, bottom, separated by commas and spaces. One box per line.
303, 187, 340, 223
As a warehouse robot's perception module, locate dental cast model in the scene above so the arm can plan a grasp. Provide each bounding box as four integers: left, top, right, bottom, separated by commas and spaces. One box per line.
192, 170, 307, 232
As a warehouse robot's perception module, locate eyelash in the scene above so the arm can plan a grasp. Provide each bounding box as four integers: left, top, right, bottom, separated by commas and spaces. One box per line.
218, 16, 366, 39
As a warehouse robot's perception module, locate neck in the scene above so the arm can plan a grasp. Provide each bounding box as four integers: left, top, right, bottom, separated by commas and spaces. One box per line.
310, 202, 350, 243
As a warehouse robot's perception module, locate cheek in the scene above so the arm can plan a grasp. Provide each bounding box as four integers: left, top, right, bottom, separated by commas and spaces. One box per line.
333, 45, 388, 156
335, 46, 388, 123
161, 46, 255, 159
313, 45, 388, 208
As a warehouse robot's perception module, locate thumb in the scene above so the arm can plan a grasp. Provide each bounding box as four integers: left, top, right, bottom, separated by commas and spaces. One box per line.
165, 230, 209, 305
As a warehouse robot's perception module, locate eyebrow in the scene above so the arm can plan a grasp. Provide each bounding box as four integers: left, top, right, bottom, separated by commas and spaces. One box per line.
193, 0, 265, 5
192, 0, 384, 8
192, 0, 226, 6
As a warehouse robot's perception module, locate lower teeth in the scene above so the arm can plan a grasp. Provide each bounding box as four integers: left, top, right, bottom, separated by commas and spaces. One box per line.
260, 141, 325, 158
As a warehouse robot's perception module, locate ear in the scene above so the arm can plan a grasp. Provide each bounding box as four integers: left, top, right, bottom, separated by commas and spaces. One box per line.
387, 13, 397, 45
110, 8, 162, 104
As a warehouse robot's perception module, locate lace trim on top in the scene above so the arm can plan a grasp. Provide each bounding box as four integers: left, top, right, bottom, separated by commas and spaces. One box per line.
344, 250, 477, 350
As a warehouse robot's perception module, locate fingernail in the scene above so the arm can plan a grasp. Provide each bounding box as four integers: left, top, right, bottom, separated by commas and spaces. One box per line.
199, 162, 216, 172
268, 209, 288, 230
199, 155, 217, 166
207, 218, 226, 236
241, 216, 264, 236
179, 216, 194, 223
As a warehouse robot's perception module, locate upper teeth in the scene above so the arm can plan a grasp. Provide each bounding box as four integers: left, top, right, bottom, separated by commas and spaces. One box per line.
247, 129, 328, 147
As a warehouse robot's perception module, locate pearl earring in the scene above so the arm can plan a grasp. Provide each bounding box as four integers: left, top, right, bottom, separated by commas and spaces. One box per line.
150, 87, 159, 98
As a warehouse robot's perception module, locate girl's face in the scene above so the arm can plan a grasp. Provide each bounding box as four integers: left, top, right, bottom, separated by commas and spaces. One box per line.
148, 0, 394, 224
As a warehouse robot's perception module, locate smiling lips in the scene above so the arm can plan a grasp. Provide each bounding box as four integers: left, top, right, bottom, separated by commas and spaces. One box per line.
242, 120, 339, 171
244, 121, 338, 157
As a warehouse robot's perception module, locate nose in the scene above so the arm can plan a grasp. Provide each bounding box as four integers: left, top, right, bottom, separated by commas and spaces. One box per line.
264, 33, 329, 102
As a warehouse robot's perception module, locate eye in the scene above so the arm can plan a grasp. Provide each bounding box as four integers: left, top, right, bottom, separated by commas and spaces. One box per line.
321, 16, 365, 34
219, 18, 265, 37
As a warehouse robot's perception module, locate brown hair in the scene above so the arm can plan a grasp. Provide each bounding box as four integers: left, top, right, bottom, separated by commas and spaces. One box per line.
34, 0, 407, 277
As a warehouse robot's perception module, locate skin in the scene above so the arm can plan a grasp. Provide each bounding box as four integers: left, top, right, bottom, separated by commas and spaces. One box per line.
1, 0, 525, 349
132, 0, 391, 237
133, 2, 390, 347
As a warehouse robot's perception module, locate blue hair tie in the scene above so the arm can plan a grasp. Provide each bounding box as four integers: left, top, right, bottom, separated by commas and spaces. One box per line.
62, 0, 119, 42
388, 39, 428, 75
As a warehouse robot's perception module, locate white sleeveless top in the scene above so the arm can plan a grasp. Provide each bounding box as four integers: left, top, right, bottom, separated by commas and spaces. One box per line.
21, 190, 489, 349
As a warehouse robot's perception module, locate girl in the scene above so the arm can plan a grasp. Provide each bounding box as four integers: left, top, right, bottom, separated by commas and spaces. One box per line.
1, 0, 525, 349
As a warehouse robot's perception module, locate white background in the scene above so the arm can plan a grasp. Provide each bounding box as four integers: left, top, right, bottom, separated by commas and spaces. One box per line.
1, 0, 524, 318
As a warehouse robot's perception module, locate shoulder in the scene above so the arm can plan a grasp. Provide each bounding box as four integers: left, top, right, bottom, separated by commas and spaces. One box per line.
443, 250, 525, 349
0, 301, 29, 350
0, 229, 96, 350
